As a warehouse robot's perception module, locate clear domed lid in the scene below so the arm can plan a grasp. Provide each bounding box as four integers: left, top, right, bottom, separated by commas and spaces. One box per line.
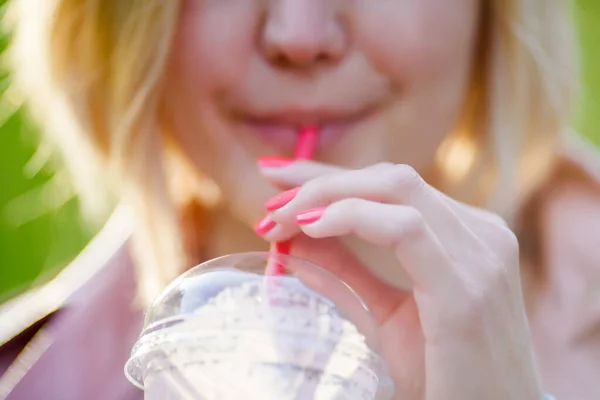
140, 252, 377, 337
125, 252, 394, 399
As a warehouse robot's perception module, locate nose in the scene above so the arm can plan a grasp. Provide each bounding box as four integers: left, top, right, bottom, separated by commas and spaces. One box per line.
261, 0, 347, 70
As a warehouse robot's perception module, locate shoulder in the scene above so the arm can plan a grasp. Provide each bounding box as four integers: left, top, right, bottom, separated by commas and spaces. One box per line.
0, 205, 135, 347
517, 132, 600, 279
541, 132, 600, 268
543, 174, 600, 262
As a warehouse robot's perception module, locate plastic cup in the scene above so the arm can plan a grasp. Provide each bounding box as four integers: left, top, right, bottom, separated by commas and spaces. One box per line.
125, 252, 394, 399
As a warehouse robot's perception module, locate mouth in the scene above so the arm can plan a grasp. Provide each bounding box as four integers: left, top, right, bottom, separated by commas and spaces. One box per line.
231, 106, 378, 155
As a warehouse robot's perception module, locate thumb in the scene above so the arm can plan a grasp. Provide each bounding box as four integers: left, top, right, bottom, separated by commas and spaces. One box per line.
290, 235, 409, 325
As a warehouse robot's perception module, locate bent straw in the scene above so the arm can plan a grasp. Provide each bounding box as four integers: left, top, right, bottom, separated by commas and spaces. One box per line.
266, 125, 319, 275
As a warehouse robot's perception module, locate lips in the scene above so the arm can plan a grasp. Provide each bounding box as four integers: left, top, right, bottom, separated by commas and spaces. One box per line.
232, 106, 377, 153
242, 107, 372, 127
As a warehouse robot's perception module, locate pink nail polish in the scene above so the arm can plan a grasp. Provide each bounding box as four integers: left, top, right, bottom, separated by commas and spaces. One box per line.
258, 156, 293, 168
296, 208, 326, 225
265, 187, 300, 211
254, 216, 277, 235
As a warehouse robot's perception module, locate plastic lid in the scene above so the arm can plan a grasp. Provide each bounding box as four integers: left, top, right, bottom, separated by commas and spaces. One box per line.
139, 253, 376, 334
125, 252, 394, 399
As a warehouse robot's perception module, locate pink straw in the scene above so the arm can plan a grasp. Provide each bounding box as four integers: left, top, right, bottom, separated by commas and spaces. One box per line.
266, 126, 319, 275
293, 125, 319, 160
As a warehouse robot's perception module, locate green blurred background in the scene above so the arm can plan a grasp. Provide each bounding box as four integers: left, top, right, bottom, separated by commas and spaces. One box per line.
0, 1, 599, 304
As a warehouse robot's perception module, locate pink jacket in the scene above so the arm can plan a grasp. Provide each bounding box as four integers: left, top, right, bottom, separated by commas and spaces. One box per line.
0, 208, 144, 400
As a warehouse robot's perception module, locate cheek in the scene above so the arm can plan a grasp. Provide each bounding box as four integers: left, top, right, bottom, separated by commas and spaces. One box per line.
162, 0, 267, 210
171, 0, 258, 95
354, 0, 479, 87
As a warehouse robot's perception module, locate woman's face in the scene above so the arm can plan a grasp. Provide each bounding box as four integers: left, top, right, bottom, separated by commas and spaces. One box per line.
162, 0, 480, 224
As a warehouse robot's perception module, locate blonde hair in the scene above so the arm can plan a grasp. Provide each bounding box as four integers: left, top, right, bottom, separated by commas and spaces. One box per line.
8, 0, 576, 303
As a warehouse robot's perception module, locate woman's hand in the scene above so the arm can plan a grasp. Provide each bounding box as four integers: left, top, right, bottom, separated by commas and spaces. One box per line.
256, 160, 544, 400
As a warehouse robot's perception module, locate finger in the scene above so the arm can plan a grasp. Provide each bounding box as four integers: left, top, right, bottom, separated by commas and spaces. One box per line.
259, 159, 347, 189
270, 164, 469, 255
261, 159, 505, 230
260, 160, 505, 248
262, 194, 506, 251
261, 221, 301, 243
290, 235, 410, 325
296, 199, 466, 292
258, 162, 387, 242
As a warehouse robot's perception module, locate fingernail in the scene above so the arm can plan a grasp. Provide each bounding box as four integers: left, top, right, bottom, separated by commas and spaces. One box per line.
254, 215, 277, 236
296, 208, 326, 225
265, 187, 300, 211
258, 156, 293, 168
